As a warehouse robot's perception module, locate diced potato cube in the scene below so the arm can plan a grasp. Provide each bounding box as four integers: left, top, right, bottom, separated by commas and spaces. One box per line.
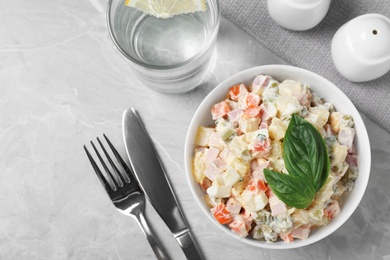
276, 95, 294, 115
269, 142, 286, 173
229, 135, 249, 158
331, 141, 348, 166
192, 151, 206, 184
236, 190, 254, 211
237, 190, 268, 211
239, 117, 260, 133
195, 126, 214, 146
278, 80, 303, 97
269, 117, 287, 141
292, 209, 310, 226
265, 101, 278, 118
312, 175, 336, 208
208, 132, 226, 150
212, 174, 225, 186
329, 112, 341, 133
207, 185, 231, 198
262, 84, 279, 102
232, 178, 249, 194
272, 158, 286, 173
306, 106, 330, 129
222, 166, 241, 186
230, 157, 249, 177
254, 192, 269, 211
282, 101, 303, 117
215, 118, 234, 133
269, 140, 283, 160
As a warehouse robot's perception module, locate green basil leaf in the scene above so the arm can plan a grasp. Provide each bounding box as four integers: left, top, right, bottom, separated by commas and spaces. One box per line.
264, 114, 330, 209
284, 114, 329, 191
264, 169, 315, 209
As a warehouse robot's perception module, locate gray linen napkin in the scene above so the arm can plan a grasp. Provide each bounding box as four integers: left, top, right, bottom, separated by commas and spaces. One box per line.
220, 0, 390, 133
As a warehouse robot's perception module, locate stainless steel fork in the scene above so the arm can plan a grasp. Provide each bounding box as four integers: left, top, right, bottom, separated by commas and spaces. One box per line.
84, 134, 168, 260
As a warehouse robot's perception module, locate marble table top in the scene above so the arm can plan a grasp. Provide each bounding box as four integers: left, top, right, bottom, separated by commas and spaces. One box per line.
1, 1, 389, 259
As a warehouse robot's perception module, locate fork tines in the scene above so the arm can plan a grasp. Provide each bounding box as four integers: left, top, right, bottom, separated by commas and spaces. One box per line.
84, 134, 140, 201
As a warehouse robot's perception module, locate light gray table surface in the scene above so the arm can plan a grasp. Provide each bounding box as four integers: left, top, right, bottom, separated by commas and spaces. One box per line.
1, 1, 389, 260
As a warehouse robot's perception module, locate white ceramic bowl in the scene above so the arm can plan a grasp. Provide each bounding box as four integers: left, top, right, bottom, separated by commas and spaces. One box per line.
184, 65, 371, 249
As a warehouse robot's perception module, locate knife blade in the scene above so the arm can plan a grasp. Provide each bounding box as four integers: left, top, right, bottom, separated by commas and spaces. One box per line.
122, 108, 204, 260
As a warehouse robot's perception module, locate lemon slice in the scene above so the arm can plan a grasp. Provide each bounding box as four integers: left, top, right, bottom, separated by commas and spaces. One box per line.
125, 0, 207, 19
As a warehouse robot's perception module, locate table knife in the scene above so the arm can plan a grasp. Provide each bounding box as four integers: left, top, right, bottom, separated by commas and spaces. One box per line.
122, 108, 204, 260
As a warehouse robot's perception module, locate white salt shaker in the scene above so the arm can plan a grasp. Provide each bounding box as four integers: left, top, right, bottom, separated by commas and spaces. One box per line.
332, 14, 390, 82
267, 0, 331, 31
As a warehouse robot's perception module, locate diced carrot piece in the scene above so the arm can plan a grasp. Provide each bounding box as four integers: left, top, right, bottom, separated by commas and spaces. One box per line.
248, 179, 268, 194
252, 138, 270, 152
211, 101, 231, 120
229, 84, 240, 97
247, 181, 257, 192
229, 218, 248, 237
229, 84, 248, 101
246, 93, 261, 107
212, 203, 232, 224
258, 180, 268, 192
243, 105, 261, 118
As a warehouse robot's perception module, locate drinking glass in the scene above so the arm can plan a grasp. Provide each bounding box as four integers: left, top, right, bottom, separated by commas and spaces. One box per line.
107, 0, 220, 94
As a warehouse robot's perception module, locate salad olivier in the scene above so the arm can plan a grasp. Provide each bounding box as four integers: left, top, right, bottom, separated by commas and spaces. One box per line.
192, 75, 358, 243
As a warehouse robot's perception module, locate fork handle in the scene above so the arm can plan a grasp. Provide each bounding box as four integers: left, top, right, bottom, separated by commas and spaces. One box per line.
134, 211, 168, 260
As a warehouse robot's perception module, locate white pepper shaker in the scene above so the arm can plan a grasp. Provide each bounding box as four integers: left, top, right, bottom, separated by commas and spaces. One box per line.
267, 0, 331, 31
331, 13, 390, 82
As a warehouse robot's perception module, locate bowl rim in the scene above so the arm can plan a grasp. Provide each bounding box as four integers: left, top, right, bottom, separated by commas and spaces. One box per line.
184, 64, 371, 249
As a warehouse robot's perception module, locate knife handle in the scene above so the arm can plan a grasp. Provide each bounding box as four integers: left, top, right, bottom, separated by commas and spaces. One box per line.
175, 230, 204, 260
